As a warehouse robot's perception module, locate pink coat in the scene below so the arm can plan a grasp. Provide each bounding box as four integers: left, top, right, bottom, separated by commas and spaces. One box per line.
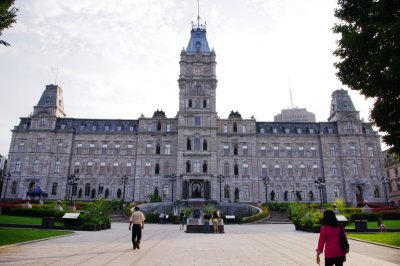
316, 225, 346, 258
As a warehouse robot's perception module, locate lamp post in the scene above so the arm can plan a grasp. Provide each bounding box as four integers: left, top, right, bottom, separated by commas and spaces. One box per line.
121, 175, 129, 203
67, 172, 79, 204
263, 176, 269, 204
217, 174, 224, 202
381, 176, 389, 206
170, 174, 176, 202
314, 177, 325, 208
2, 173, 11, 202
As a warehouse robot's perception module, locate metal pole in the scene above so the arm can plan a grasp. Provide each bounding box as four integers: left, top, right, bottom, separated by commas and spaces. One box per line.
319, 186, 323, 208
265, 183, 268, 204
384, 182, 388, 205
2, 174, 10, 202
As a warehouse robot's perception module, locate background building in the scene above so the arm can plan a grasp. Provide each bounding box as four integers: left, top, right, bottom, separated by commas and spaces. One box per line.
4, 21, 386, 206
383, 150, 400, 206
274, 108, 316, 123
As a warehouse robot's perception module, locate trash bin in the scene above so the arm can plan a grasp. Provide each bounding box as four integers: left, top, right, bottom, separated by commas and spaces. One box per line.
42, 217, 55, 229
355, 220, 367, 232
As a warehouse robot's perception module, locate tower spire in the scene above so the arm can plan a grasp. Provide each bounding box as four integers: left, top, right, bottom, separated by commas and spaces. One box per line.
197, 0, 200, 28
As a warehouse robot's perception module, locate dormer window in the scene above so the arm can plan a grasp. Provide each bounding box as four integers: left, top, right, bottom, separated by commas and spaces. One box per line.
196, 41, 201, 51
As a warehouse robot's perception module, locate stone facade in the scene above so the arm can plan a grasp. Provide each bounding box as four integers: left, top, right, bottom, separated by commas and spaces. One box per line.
4, 22, 386, 206
383, 150, 400, 206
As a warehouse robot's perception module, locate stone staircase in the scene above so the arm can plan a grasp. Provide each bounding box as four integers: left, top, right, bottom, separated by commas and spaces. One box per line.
258, 210, 292, 224
110, 210, 127, 222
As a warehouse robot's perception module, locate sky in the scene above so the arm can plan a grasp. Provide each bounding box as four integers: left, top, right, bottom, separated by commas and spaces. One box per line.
0, 0, 380, 157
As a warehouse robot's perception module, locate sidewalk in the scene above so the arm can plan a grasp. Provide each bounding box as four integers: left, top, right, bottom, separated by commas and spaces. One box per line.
0, 223, 399, 265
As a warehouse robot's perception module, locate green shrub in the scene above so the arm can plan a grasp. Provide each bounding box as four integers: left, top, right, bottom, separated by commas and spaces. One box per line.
348, 212, 380, 222
9, 208, 57, 218
243, 207, 269, 223
149, 194, 162, 203
380, 211, 400, 220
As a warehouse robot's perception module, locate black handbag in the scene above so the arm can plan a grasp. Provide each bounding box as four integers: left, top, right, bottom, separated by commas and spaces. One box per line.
339, 225, 350, 253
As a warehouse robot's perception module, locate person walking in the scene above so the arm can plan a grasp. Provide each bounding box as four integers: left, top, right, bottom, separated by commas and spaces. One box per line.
179, 210, 185, 231
203, 211, 210, 233
316, 210, 346, 266
129, 206, 145, 250
212, 210, 219, 233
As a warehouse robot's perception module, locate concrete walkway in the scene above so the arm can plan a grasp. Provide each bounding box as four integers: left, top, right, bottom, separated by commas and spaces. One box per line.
0, 223, 399, 266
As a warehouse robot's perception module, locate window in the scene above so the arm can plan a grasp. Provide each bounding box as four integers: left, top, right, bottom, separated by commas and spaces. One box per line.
105, 125, 110, 131
85, 183, 90, 197
114, 144, 120, 155
126, 162, 132, 175
98, 183, 104, 195
311, 146, 317, 157
144, 185, 150, 196
57, 142, 63, 153
194, 139, 201, 151
18, 142, 24, 152
224, 185, 230, 199
117, 125, 122, 131
234, 145, 238, 156
309, 128, 314, 134
40, 117, 46, 126
330, 146, 336, 156
15, 160, 21, 172
223, 125, 228, 133
273, 146, 279, 157
224, 145, 229, 156
129, 125, 134, 132
313, 164, 318, 177
334, 186, 340, 198
261, 164, 267, 176
165, 144, 171, 155
36, 141, 42, 152
298, 146, 305, 157
274, 164, 280, 177
352, 163, 359, 176
166, 124, 171, 132
127, 144, 133, 155
146, 143, 152, 155
350, 145, 357, 156
89, 143, 95, 155
203, 140, 207, 151
100, 162, 106, 175
155, 163, 160, 175
203, 99, 207, 108
156, 144, 161, 155
186, 160, 191, 173
187, 138, 191, 150
370, 163, 376, 177
242, 125, 246, 133
368, 146, 374, 157
242, 145, 248, 156
285, 128, 290, 134
11, 181, 17, 194
232, 122, 238, 133
51, 182, 57, 195
234, 164, 239, 175
87, 161, 93, 174
163, 184, 169, 197
261, 146, 266, 157
273, 128, 278, 134
194, 160, 200, 173
286, 147, 292, 157
74, 162, 80, 174
243, 163, 249, 175
113, 162, 119, 175
147, 123, 153, 132
297, 128, 302, 134
54, 161, 61, 173
102, 144, 108, 155
243, 186, 250, 199
300, 164, 306, 177
33, 159, 40, 173
224, 162, 230, 176
92, 125, 97, 131
188, 99, 192, 108
164, 162, 170, 176
157, 122, 161, 131
145, 162, 151, 175
332, 164, 338, 176
260, 128, 265, 133
195, 99, 201, 109
288, 164, 293, 177
373, 186, 380, 198
76, 143, 83, 154
194, 116, 201, 126
202, 161, 207, 173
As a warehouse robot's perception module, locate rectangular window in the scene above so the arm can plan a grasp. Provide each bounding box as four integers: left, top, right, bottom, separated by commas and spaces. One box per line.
223, 125, 228, 133
166, 124, 171, 132
54, 161, 61, 173
129, 126, 134, 132
89, 143, 95, 155
350, 145, 357, 156
18, 142, 25, 152
194, 116, 201, 126
242, 125, 246, 133
146, 143, 152, 155
242, 145, 248, 156
370, 164, 376, 176
36, 141, 42, 152
243, 163, 249, 175
368, 146, 374, 157
298, 146, 305, 157
102, 144, 108, 155
223, 145, 229, 156
165, 144, 171, 155
330, 146, 336, 156
114, 144, 120, 155
145, 162, 151, 175
261, 146, 266, 157
313, 165, 318, 177
194, 161, 200, 173
224, 162, 230, 176
194, 139, 201, 151
274, 165, 280, 177
92, 125, 97, 131
147, 123, 153, 132
273, 146, 279, 157
288, 165, 293, 177
262, 165, 267, 176
332, 164, 338, 176
126, 162, 132, 175
100, 162, 106, 175
311, 146, 317, 157
87, 162, 93, 174
77, 143, 83, 154
300, 165, 306, 177
15, 160, 21, 172
113, 162, 119, 175
33, 160, 40, 173
286, 147, 292, 157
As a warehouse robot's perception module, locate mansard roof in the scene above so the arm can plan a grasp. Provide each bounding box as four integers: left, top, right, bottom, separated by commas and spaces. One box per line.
186, 22, 210, 54
54, 118, 139, 133
256, 122, 338, 135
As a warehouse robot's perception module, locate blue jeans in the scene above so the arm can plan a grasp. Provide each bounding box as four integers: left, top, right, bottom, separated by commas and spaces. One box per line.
204, 221, 210, 233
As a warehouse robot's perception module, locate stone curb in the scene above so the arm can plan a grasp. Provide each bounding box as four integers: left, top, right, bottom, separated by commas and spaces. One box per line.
0, 231, 77, 249
348, 237, 400, 250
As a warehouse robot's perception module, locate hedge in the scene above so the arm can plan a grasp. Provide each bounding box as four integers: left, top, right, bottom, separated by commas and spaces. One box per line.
348, 212, 380, 222
3, 207, 59, 218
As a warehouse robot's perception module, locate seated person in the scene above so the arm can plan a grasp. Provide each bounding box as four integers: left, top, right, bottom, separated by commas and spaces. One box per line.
377, 218, 386, 232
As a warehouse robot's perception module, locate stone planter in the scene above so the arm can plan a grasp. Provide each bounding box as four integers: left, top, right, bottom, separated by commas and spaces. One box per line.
83, 224, 97, 231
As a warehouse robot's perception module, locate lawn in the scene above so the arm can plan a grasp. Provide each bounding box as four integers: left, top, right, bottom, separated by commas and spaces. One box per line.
346, 220, 400, 229
0, 215, 63, 226
0, 228, 73, 246
347, 232, 400, 248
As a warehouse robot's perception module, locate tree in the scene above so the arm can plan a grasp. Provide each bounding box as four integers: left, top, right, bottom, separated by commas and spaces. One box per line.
0, 0, 18, 46
333, 0, 400, 154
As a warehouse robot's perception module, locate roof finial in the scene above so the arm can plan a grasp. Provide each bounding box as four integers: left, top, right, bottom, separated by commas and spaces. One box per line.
289, 78, 294, 109
197, 0, 200, 28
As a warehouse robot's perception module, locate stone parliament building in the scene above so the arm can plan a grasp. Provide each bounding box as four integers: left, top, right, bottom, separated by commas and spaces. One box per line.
5, 20, 386, 206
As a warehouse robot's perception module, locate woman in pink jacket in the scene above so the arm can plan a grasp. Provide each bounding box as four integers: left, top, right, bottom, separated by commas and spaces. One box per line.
316, 210, 346, 266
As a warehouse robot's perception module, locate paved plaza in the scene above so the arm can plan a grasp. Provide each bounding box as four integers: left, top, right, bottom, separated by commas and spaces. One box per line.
0, 223, 399, 266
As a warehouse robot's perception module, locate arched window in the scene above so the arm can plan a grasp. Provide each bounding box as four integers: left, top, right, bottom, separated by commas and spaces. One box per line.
234, 164, 239, 175
203, 140, 207, 151
224, 185, 230, 199
105, 188, 109, 199
98, 183, 104, 195
51, 182, 57, 195
91, 188, 96, 199
78, 188, 82, 198
11, 181, 17, 194
117, 188, 122, 198
187, 138, 191, 150
188, 99, 192, 108
233, 122, 237, 132
224, 161, 230, 176
186, 160, 191, 173
156, 144, 161, 155
155, 163, 160, 175
234, 145, 238, 156
202, 161, 207, 173
203, 99, 207, 108
85, 183, 90, 197
157, 121, 161, 131
72, 183, 78, 196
